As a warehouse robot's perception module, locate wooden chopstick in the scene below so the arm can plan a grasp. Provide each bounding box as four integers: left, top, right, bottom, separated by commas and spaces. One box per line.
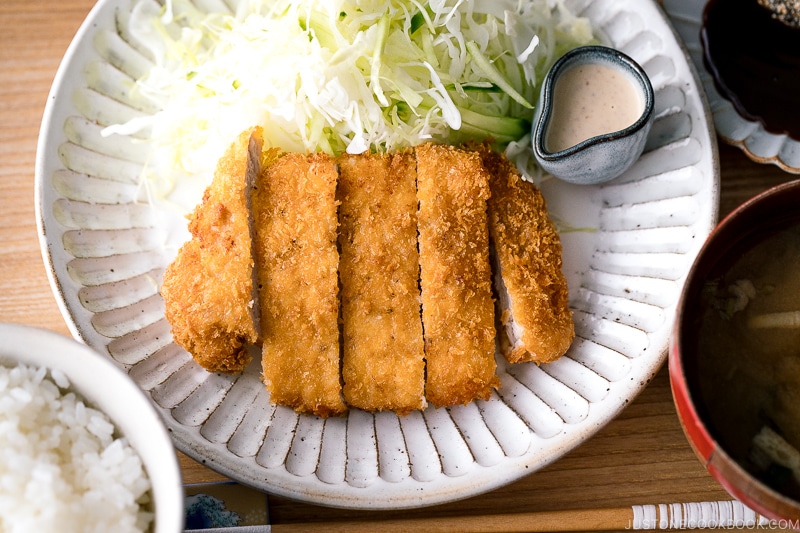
270, 500, 790, 532
273, 508, 624, 532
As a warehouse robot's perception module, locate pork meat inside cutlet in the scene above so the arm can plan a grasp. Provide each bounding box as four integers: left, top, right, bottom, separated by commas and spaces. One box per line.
337, 151, 426, 414
475, 143, 574, 364
415, 142, 499, 406
254, 152, 347, 418
160, 127, 264, 374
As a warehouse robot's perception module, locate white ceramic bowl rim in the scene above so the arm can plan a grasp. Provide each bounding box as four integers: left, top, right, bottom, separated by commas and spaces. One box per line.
0, 323, 184, 533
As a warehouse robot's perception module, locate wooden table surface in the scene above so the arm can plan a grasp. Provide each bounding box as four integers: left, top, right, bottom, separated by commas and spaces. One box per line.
1, 1, 796, 530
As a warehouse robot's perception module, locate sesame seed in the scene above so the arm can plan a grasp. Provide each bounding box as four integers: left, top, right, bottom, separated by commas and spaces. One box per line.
758, 0, 800, 27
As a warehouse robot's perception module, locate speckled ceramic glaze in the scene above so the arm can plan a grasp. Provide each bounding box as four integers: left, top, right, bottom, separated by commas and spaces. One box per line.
533, 45, 655, 185
35, 0, 718, 510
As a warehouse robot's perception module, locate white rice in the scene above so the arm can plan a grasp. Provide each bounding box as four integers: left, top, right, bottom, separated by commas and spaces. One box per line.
0, 363, 154, 533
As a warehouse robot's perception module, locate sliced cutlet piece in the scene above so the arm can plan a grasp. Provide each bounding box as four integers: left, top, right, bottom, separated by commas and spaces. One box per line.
475, 143, 574, 364
161, 127, 263, 374
253, 152, 347, 417
337, 151, 426, 414
415, 142, 499, 406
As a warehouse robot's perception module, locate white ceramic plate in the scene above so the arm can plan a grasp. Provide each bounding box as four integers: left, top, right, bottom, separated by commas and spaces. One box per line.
35, 0, 719, 509
662, 0, 800, 173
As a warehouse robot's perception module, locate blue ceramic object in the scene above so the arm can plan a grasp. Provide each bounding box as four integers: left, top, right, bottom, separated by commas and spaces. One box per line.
532, 45, 654, 185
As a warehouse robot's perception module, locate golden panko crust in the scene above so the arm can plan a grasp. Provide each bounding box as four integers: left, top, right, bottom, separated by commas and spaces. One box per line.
254, 152, 347, 417
337, 151, 426, 414
162, 133, 575, 415
475, 143, 574, 364
161, 127, 263, 374
416, 143, 500, 406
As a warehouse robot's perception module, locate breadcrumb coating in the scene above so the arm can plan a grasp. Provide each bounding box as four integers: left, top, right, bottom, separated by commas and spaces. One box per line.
475, 143, 574, 364
337, 151, 426, 414
161, 127, 263, 373
254, 152, 347, 417
416, 142, 500, 406
162, 132, 574, 414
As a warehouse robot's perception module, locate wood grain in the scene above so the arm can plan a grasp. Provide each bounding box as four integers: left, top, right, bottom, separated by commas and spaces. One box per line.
0, 0, 794, 528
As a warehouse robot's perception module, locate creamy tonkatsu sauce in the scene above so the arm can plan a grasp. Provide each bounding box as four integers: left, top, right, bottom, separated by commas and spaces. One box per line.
545, 63, 643, 153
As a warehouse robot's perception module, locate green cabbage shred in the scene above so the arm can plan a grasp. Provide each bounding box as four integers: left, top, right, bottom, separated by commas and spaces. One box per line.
105, 0, 596, 195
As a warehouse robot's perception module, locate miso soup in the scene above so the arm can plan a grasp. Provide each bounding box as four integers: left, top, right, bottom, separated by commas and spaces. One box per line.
693, 220, 800, 500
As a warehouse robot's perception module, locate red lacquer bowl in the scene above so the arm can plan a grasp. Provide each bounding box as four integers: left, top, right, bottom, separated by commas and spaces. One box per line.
670, 179, 800, 522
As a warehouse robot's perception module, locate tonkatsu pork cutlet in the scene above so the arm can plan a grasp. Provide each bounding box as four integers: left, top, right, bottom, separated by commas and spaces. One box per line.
253, 152, 347, 418
475, 143, 574, 364
337, 151, 426, 415
160, 127, 263, 374
415, 143, 500, 406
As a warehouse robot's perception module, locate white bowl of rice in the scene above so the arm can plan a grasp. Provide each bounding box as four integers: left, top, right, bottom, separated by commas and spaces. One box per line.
0, 323, 183, 533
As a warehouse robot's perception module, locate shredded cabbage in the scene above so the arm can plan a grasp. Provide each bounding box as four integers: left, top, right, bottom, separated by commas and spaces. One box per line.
105, 0, 596, 197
